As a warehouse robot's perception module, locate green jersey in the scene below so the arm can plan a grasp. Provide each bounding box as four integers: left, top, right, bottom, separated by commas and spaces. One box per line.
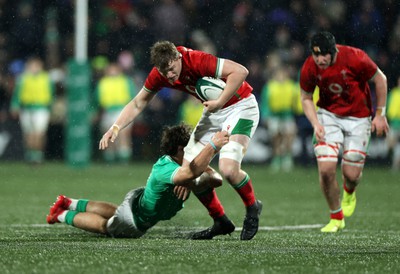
133, 155, 184, 231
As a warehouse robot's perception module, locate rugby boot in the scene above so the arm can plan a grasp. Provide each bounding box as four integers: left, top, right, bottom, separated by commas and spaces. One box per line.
320, 219, 345, 233
240, 200, 263, 240
191, 214, 235, 240
53, 195, 72, 210
46, 205, 65, 224
341, 191, 356, 217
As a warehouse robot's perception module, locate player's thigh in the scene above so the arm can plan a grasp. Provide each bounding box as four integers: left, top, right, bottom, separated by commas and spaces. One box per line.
342, 117, 371, 167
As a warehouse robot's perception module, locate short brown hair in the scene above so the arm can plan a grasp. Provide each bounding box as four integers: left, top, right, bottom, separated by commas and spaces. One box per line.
150, 41, 180, 74
160, 123, 192, 156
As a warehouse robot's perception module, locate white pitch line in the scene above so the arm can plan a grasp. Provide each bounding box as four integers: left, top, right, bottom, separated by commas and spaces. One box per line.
5, 223, 323, 231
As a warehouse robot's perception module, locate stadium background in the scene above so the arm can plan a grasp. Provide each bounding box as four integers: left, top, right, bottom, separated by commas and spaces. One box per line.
0, 0, 398, 165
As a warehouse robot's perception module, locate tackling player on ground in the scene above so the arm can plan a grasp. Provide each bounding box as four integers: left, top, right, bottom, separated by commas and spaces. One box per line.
300, 31, 390, 232
47, 124, 229, 238
99, 41, 262, 240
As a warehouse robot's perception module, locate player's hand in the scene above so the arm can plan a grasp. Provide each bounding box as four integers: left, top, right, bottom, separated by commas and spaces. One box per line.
174, 185, 190, 201
313, 123, 325, 143
372, 115, 390, 137
203, 100, 222, 113
210, 130, 229, 151
99, 124, 119, 150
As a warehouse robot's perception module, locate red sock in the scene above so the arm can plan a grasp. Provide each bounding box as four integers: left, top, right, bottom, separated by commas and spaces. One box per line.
330, 210, 344, 220
234, 175, 256, 207
194, 188, 225, 219
343, 183, 355, 194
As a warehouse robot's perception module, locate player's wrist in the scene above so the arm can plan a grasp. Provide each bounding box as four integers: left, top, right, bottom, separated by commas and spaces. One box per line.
111, 124, 120, 134
376, 106, 386, 117
209, 140, 219, 151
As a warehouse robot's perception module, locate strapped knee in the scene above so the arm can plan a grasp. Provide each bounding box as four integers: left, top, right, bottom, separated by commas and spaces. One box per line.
342, 150, 366, 167
220, 141, 244, 162
314, 142, 339, 162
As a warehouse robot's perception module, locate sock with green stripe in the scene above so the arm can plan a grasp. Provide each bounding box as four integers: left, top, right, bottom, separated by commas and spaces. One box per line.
64, 211, 79, 226
232, 174, 256, 207
69, 199, 89, 212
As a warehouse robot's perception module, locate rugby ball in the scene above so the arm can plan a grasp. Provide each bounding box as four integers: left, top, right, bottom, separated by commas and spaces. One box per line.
195, 77, 226, 101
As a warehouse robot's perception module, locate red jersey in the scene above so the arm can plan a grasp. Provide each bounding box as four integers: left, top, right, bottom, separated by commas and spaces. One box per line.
143, 46, 253, 108
300, 45, 378, 118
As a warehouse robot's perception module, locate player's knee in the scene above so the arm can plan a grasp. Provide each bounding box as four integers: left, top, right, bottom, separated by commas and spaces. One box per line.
219, 141, 244, 181
219, 165, 238, 182
342, 150, 366, 167
314, 142, 339, 162
195, 170, 223, 188
208, 171, 223, 187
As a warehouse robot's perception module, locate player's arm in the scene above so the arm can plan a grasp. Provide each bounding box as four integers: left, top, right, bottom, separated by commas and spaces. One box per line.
173, 131, 229, 186
371, 68, 390, 136
301, 88, 325, 142
205, 59, 248, 112
99, 88, 155, 150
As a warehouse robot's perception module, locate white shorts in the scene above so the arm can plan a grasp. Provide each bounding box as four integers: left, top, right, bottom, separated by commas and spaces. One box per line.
20, 109, 50, 134
316, 108, 371, 156
267, 116, 296, 136
184, 94, 259, 162
106, 187, 145, 238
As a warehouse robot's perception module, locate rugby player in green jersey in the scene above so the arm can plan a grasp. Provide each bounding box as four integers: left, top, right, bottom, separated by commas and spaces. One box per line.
46, 124, 231, 238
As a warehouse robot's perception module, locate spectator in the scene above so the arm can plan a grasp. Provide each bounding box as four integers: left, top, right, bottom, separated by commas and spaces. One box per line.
94, 62, 137, 163
260, 66, 297, 171
10, 57, 55, 164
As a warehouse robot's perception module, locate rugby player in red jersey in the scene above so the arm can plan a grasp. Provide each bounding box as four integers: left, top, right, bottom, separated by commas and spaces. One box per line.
300, 31, 390, 232
99, 41, 262, 240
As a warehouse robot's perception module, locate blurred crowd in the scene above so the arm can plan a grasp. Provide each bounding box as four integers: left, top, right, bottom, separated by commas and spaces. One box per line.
0, 0, 400, 169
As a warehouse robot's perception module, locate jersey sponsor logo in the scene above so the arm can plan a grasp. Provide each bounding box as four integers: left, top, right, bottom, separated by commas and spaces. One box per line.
329, 83, 343, 94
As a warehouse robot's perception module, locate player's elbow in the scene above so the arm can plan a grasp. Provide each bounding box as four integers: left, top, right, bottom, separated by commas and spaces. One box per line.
239, 65, 249, 78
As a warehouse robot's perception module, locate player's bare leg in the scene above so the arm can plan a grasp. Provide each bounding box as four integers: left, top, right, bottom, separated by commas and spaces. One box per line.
219, 134, 262, 240
318, 161, 345, 232
72, 212, 109, 234
318, 161, 341, 210
86, 201, 118, 219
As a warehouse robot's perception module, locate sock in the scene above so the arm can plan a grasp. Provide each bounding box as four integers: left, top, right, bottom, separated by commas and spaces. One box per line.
57, 210, 68, 223
194, 188, 225, 219
69, 199, 88, 212
233, 174, 256, 207
76, 199, 89, 212
330, 208, 344, 220
65, 211, 79, 226
343, 183, 355, 194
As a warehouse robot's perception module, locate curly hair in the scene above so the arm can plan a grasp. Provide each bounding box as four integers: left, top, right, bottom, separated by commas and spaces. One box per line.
150, 41, 180, 75
160, 123, 192, 156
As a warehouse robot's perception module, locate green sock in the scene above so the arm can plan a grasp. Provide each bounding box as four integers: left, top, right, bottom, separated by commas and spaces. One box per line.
76, 199, 89, 212
65, 211, 79, 226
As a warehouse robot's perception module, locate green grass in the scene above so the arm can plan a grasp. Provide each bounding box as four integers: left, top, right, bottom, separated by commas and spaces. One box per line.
0, 162, 399, 273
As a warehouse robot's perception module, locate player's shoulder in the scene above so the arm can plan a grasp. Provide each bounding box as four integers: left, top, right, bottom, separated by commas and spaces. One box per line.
337, 45, 366, 56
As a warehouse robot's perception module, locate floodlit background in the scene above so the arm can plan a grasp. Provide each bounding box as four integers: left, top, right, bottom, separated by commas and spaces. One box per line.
0, 0, 398, 167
